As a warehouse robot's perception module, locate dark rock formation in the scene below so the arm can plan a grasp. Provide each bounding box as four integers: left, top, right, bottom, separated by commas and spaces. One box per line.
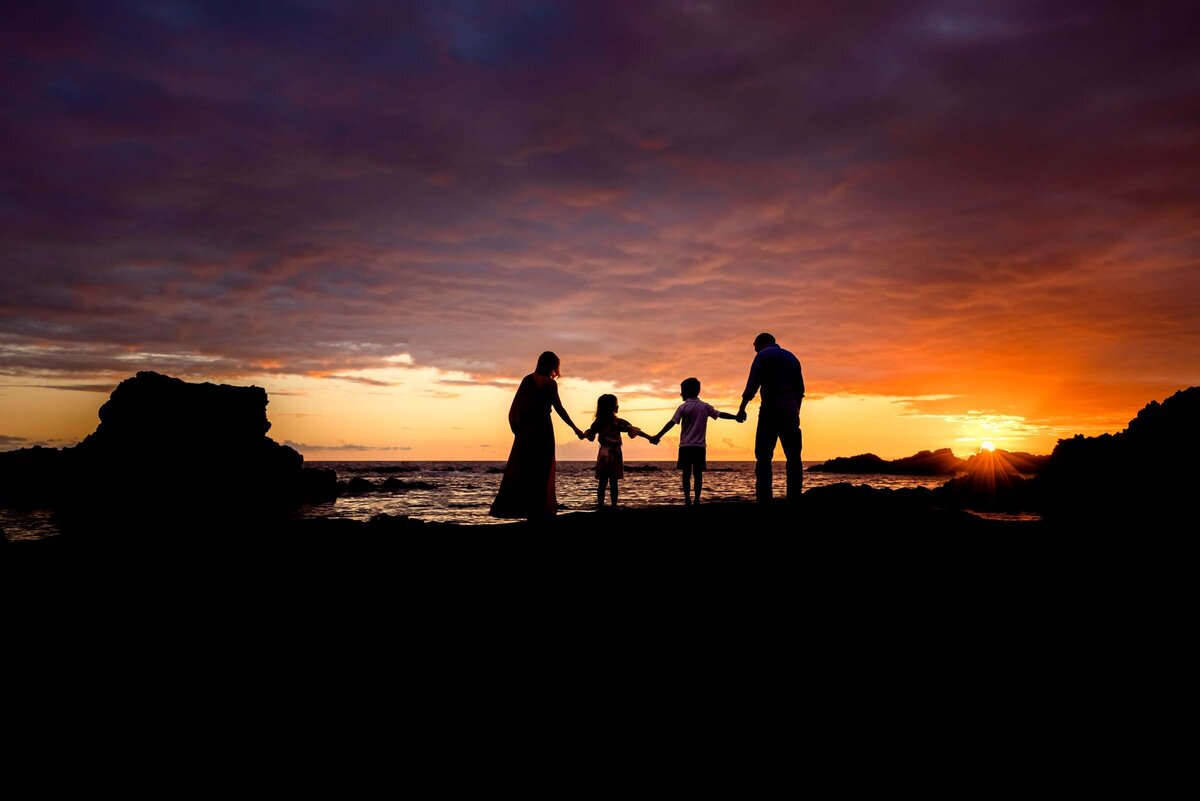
937, 451, 1036, 512
337, 477, 439, 495
0, 371, 337, 529
339, 478, 378, 495
0, 446, 70, 506
796, 483, 1031, 531
960, 450, 1049, 474
297, 467, 339, 503
625, 464, 661, 472
1036, 387, 1199, 521
809, 448, 965, 475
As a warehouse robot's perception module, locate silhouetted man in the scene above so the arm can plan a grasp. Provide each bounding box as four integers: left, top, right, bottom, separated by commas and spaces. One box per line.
736, 333, 804, 503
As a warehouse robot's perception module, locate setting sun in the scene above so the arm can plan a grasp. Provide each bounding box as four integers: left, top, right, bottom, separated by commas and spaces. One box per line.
980, 441, 996, 452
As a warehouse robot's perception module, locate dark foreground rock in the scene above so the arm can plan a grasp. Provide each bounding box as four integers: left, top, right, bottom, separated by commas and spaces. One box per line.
1036, 386, 1200, 521
9, 484, 1175, 629
9, 482, 1041, 547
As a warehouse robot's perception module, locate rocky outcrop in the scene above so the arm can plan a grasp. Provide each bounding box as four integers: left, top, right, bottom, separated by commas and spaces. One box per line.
0, 371, 337, 528
937, 451, 1035, 511
1036, 387, 1199, 520
809, 448, 965, 475
340, 477, 378, 495
960, 450, 1049, 474
337, 477, 438, 495
0, 445, 70, 506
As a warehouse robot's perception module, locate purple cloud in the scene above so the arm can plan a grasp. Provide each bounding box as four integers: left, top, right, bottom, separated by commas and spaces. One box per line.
1, 1, 1197, 428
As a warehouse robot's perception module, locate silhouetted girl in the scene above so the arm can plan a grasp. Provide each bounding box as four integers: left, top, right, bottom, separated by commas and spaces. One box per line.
583, 394, 653, 510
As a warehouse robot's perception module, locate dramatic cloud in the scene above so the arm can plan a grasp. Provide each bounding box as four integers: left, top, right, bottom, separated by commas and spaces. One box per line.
322, 375, 398, 387
16, 384, 117, 393
2, 0, 1198, 436
0, 434, 28, 448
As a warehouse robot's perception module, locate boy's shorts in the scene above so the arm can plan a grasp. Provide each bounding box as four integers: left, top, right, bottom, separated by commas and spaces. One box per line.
677, 446, 706, 471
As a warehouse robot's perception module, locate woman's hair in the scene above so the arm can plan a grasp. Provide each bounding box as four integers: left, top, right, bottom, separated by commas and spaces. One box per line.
593, 393, 618, 423
535, 351, 560, 378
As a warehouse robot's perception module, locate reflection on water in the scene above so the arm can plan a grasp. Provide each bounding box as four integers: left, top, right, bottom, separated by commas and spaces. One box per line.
302, 461, 958, 525
0, 507, 60, 541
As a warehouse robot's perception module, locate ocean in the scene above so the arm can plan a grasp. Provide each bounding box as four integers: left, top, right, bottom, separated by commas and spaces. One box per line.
304, 461, 957, 525
0, 461, 963, 540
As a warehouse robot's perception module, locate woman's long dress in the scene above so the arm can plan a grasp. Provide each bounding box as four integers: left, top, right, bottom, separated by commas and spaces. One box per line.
489, 374, 558, 518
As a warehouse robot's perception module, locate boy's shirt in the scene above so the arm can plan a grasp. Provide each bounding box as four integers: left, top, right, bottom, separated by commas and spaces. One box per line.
671, 398, 720, 448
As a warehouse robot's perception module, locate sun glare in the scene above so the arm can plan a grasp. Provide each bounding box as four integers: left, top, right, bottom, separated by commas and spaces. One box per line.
980, 441, 996, 452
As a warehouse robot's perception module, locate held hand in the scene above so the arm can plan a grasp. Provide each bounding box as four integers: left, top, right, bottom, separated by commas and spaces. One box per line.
649, 436, 660, 445
587, 432, 596, 442
574, 427, 585, 439
736, 410, 748, 423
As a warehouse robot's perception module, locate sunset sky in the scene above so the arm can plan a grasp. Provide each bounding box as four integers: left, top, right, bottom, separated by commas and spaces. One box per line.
2, 1, 1198, 461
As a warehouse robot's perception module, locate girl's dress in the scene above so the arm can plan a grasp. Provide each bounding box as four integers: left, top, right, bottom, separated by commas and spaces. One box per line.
590, 417, 640, 480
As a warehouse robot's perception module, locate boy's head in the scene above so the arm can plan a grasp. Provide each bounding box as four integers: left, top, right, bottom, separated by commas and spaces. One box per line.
680, 377, 701, 399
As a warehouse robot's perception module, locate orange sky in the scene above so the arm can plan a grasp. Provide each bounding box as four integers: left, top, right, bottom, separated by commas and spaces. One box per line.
0, 354, 1172, 461
2, 2, 1198, 460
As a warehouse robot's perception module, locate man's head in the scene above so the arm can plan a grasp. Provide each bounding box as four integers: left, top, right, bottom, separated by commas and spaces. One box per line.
753, 332, 776, 352
680, 377, 701, 399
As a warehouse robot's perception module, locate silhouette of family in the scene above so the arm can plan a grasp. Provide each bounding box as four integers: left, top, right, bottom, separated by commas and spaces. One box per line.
489, 333, 805, 518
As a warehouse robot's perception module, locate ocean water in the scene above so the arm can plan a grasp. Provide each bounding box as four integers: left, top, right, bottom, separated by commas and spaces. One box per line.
0, 461, 963, 540
302, 461, 956, 525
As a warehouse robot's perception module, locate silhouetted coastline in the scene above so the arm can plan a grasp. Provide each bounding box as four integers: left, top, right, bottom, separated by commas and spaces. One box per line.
809, 448, 966, 476
2, 375, 1198, 549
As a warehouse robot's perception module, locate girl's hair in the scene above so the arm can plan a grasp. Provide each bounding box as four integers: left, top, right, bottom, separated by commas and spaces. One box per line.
594, 393, 618, 423
535, 351, 560, 378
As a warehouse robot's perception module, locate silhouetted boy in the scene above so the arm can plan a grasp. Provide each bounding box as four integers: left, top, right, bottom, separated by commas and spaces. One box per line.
649, 378, 740, 505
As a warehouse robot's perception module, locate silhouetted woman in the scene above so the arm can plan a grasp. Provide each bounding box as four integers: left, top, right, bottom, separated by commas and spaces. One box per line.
489, 351, 585, 519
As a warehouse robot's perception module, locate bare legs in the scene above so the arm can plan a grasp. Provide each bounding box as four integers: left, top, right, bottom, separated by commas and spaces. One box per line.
596, 477, 618, 509
681, 466, 704, 505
